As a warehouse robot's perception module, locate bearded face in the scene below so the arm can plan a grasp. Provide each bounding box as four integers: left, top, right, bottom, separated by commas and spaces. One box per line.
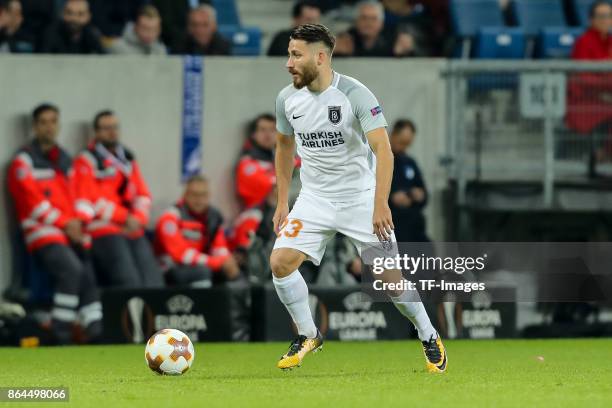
289, 58, 319, 89
286, 39, 322, 89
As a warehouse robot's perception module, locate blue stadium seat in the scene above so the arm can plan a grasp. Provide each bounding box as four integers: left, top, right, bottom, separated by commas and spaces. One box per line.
468, 27, 524, 93
212, 0, 241, 27
218, 26, 262, 56
511, 0, 568, 36
536, 27, 584, 58
474, 27, 526, 59
569, 0, 594, 26
450, 0, 506, 58
451, 0, 505, 37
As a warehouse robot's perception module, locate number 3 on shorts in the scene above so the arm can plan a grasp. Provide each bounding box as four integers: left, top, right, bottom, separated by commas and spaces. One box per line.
277, 218, 303, 238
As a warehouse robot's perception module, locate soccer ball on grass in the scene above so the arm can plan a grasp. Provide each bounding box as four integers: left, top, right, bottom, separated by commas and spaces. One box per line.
145, 329, 195, 375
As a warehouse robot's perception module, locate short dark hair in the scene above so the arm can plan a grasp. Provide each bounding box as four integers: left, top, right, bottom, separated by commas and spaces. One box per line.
392, 119, 417, 135
247, 113, 275, 137
93, 110, 115, 129
589, 0, 611, 18
32, 103, 59, 122
292, 1, 320, 19
186, 174, 208, 185
290, 23, 336, 53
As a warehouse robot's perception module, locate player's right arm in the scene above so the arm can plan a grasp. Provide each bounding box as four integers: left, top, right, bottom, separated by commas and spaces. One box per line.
272, 132, 295, 234
272, 87, 296, 235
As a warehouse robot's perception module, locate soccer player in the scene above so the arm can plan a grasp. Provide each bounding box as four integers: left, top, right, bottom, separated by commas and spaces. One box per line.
270, 24, 447, 373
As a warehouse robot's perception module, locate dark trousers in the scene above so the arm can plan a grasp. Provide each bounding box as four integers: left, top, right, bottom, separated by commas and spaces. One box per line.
91, 234, 164, 289
165, 264, 212, 287
32, 244, 102, 344
392, 209, 430, 243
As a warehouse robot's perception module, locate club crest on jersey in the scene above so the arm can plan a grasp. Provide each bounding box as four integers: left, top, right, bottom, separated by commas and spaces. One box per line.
328, 106, 342, 126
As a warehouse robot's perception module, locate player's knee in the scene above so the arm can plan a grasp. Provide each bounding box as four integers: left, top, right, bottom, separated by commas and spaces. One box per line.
269, 252, 289, 278
269, 250, 300, 278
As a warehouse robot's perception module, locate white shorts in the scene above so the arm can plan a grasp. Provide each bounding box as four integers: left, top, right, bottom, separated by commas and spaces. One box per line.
273, 190, 397, 265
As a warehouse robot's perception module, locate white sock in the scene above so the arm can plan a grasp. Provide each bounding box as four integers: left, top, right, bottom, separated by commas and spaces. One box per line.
390, 280, 436, 341
273, 270, 317, 338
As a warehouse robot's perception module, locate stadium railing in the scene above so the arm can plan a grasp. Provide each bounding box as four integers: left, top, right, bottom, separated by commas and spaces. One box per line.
443, 60, 612, 208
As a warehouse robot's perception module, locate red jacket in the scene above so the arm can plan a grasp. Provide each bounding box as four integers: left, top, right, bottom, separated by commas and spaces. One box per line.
71, 142, 151, 239
235, 142, 301, 209
154, 202, 230, 272
227, 207, 264, 251
572, 28, 612, 60
235, 153, 276, 209
7, 141, 85, 252
566, 28, 612, 134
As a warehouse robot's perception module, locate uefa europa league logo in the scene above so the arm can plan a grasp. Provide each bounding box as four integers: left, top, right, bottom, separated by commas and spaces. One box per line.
122, 296, 154, 343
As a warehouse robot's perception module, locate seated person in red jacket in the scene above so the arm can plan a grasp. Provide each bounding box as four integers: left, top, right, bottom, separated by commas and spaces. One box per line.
72, 110, 164, 288
235, 113, 277, 209
7, 104, 102, 344
566, 0, 612, 145
155, 175, 240, 287
229, 184, 277, 253
228, 182, 278, 281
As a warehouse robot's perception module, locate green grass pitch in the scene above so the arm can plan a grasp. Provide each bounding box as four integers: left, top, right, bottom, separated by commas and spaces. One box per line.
1, 339, 611, 407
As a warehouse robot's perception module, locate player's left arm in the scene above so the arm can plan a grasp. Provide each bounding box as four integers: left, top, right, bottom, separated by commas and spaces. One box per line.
366, 127, 395, 242
348, 81, 393, 241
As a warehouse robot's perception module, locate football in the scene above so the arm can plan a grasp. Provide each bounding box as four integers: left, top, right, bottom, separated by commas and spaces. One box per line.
145, 329, 195, 375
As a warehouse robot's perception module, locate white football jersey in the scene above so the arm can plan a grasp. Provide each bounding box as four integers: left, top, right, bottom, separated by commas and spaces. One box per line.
275, 71, 387, 199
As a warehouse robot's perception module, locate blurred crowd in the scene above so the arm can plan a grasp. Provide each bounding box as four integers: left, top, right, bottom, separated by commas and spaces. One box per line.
268, 0, 449, 57
5, 102, 430, 343
0, 0, 231, 55
2, 0, 611, 59
0, 0, 452, 57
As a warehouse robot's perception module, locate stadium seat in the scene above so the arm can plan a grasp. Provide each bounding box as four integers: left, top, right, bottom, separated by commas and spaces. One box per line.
212, 0, 241, 27
536, 27, 584, 58
467, 27, 523, 92
468, 29, 523, 93
473, 27, 526, 59
218, 26, 262, 56
510, 0, 568, 36
451, 0, 505, 37
450, 0, 506, 58
569, 0, 593, 26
